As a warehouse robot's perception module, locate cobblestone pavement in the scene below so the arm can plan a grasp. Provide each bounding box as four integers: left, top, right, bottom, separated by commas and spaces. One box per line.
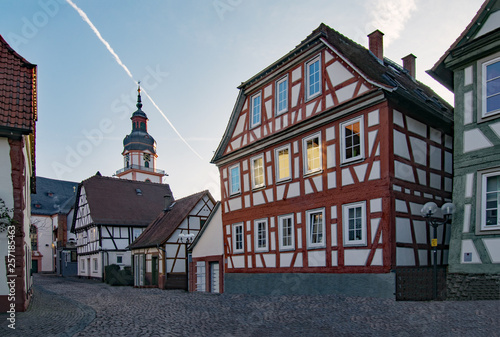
1, 274, 499, 336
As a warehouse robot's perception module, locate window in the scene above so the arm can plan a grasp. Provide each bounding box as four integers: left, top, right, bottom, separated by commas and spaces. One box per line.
306, 209, 325, 248
251, 92, 262, 128
144, 153, 151, 168
278, 214, 294, 250
196, 261, 206, 292
133, 228, 143, 241
125, 153, 130, 168
254, 219, 268, 252
117, 255, 123, 264
276, 76, 288, 115
306, 55, 321, 100
341, 116, 364, 163
30, 225, 37, 251
481, 172, 500, 230
483, 57, 500, 117
303, 133, 322, 174
233, 223, 244, 253
93, 258, 98, 272
276, 145, 291, 182
71, 251, 77, 262
229, 165, 241, 195
81, 259, 85, 271
343, 202, 367, 246
251, 155, 265, 189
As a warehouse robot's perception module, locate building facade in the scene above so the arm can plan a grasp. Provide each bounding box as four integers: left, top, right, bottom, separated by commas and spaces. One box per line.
212, 24, 454, 297
130, 190, 215, 290
429, 0, 500, 300
71, 174, 172, 280
30, 177, 78, 274
0, 34, 37, 312
115, 85, 166, 183
188, 202, 224, 293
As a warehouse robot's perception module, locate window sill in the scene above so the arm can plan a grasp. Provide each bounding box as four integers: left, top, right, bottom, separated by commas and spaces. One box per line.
307, 245, 326, 250
343, 242, 367, 247
305, 92, 321, 103
229, 192, 241, 198
340, 157, 365, 167
304, 169, 323, 178
252, 185, 266, 192
279, 247, 295, 252
276, 109, 288, 117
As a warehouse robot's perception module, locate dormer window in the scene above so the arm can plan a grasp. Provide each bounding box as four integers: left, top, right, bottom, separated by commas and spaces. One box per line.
34, 202, 42, 209
136, 188, 142, 196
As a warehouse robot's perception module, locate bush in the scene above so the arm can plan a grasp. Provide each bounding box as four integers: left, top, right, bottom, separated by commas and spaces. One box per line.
105, 264, 133, 286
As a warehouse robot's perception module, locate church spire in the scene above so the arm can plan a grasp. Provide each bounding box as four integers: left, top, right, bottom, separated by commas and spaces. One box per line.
136, 82, 143, 110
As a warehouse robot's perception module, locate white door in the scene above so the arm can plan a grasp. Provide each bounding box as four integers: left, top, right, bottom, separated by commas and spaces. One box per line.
210, 262, 219, 293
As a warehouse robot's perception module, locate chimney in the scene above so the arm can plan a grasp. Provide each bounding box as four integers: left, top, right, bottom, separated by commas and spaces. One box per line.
368, 30, 384, 60
164, 194, 172, 211
402, 54, 417, 78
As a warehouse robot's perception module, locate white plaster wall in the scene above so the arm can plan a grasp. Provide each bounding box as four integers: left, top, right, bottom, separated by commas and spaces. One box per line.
0, 138, 13, 296
192, 206, 223, 258
32, 215, 55, 272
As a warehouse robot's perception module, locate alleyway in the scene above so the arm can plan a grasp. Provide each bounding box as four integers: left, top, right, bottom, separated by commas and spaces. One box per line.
0, 274, 498, 336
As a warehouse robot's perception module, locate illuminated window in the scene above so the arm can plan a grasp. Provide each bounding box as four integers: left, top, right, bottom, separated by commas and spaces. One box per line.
341, 116, 364, 163
251, 155, 265, 189
303, 133, 322, 174
276, 145, 291, 182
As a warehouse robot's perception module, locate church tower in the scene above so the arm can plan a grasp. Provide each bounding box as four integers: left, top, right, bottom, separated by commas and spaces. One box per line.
115, 85, 166, 183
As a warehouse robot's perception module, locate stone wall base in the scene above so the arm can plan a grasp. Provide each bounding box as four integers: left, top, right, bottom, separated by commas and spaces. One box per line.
225, 273, 395, 298
447, 273, 500, 300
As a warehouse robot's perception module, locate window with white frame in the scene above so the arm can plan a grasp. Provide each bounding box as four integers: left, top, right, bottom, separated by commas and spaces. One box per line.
278, 214, 294, 250
229, 165, 241, 195
93, 258, 98, 272
233, 223, 244, 253
251, 155, 265, 189
341, 116, 364, 163
251, 92, 262, 128
254, 219, 268, 252
481, 171, 500, 230
196, 261, 206, 292
483, 57, 500, 117
303, 133, 322, 174
276, 76, 288, 114
306, 55, 321, 100
81, 259, 85, 271
343, 201, 367, 246
276, 145, 291, 182
306, 208, 325, 248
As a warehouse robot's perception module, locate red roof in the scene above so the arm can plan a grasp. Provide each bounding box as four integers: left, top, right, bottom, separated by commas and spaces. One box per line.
0, 34, 37, 134
129, 190, 214, 249
72, 175, 173, 229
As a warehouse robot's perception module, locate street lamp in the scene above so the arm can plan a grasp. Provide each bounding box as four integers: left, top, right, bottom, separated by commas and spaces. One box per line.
420, 201, 455, 300
178, 233, 195, 291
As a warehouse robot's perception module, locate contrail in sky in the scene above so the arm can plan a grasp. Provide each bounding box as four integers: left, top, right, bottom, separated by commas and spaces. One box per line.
65, 0, 203, 160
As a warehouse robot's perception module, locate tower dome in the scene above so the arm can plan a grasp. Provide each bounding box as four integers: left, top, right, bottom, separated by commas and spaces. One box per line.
115, 84, 166, 183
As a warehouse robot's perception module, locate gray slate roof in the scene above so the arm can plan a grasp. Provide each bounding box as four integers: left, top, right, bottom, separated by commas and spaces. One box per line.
31, 177, 79, 216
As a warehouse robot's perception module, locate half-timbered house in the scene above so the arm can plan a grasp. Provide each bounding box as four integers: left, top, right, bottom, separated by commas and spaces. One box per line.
71, 173, 172, 280
0, 34, 37, 312
429, 0, 500, 300
188, 202, 224, 293
211, 24, 454, 297
129, 190, 215, 290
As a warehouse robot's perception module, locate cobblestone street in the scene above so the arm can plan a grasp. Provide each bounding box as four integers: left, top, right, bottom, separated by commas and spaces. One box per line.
0, 274, 499, 336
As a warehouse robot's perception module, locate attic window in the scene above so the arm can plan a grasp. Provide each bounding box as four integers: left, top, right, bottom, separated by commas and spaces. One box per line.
136, 188, 142, 196
47, 191, 54, 197
34, 203, 42, 209
169, 202, 176, 209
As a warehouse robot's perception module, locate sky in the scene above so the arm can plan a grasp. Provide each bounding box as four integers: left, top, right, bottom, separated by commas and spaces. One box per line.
0, 0, 485, 201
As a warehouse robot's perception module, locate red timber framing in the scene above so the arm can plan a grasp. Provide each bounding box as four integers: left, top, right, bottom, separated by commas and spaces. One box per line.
212, 24, 453, 285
